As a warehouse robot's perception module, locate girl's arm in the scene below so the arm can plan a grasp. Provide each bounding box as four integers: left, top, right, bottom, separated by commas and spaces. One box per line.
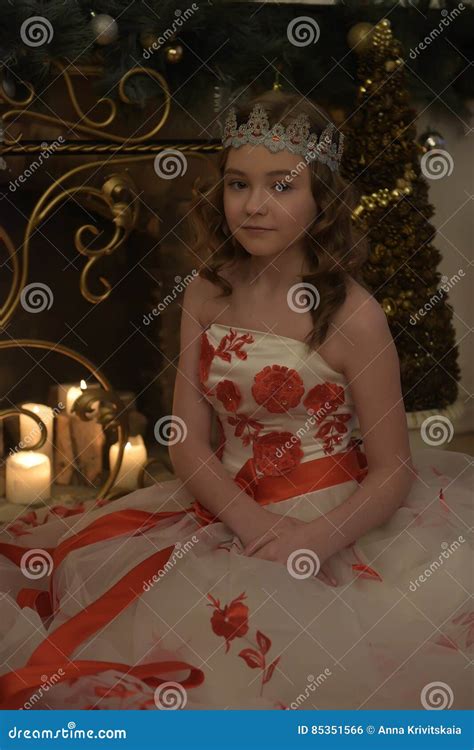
168, 276, 275, 544
307, 287, 417, 560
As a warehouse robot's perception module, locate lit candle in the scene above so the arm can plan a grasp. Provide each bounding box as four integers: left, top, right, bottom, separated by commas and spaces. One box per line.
20, 403, 54, 463
66, 379, 88, 416
6, 451, 51, 505
109, 435, 147, 491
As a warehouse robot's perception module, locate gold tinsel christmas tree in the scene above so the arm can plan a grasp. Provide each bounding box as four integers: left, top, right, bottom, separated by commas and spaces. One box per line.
342, 19, 460, 412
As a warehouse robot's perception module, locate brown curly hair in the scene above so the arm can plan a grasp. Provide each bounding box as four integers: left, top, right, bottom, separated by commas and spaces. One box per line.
186, 90, 368, 352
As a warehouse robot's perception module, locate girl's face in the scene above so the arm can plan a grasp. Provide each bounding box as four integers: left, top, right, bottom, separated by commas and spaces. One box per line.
223, 144, 318, 259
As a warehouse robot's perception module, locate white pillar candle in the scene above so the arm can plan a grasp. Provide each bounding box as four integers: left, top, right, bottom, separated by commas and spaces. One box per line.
20, 403, 54, 463
109, 435, 147, 491
66, 379, 88, 416
6, 451, 51, 505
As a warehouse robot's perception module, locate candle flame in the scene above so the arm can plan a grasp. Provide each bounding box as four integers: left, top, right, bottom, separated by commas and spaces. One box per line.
80, 379, 87, 390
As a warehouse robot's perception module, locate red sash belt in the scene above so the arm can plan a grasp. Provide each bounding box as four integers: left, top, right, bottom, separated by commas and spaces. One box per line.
193, 443, 368, 526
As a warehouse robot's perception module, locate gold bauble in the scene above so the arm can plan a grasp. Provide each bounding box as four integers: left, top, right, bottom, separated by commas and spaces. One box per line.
165, 44, 183, 64
347, 23, 374, 55
382, 298, 397, 316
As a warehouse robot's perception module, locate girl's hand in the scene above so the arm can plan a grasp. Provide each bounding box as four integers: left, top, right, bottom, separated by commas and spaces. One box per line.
243, 520, 339, 587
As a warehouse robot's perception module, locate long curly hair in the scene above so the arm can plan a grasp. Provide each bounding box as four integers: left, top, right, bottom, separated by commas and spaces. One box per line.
186, 90, 369, 352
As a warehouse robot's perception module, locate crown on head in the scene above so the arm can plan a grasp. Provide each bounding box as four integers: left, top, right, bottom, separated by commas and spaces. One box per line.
222, 102, 344, 172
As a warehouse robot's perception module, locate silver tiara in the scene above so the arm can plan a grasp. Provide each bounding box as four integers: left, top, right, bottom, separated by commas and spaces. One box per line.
222, 103, 344, 172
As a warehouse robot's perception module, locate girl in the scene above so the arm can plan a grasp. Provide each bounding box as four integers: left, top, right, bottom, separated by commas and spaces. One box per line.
0, 91, 472, 711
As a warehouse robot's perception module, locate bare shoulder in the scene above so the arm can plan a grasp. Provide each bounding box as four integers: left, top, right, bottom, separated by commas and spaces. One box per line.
182, 261, 239, 328
334, 275, 389, 336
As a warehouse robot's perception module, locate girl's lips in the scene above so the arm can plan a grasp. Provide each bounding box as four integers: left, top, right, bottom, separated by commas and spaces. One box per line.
243, 227, 274, 232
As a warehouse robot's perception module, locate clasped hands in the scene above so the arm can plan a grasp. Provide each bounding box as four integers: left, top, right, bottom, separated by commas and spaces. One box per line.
239, 512, 339, 588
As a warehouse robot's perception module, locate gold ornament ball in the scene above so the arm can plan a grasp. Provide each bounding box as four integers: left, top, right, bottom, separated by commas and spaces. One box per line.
382, 298, 397, 316
347, 23, 375, 55
165, 44, 184, 64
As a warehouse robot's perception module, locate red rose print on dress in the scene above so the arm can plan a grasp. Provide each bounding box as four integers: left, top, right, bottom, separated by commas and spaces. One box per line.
227, 413, 264, 447
252, 365, 305, 413
207, 591, 249, 653
207, 592, 281, 696
253, 432, 303, 476
239, 629, 281, 697
215, 379, 242, 413
303, 382, 345, 420
214, 328, 254, 363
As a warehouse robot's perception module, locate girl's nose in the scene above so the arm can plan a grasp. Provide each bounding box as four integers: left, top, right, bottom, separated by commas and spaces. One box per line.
245, 188, 269, 215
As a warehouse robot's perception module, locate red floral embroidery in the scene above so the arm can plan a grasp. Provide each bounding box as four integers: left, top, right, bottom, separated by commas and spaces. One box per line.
433, 611, 474, 651
215, 328, 254, 363
253, 431, 303, 476
207, 591, 249, 653
314, 413, 352, 455
227, 413, 264, 447
238, 630, 281, 697
215, 379, 242, 413
303, 382, 345, 420
200, 332, 215, 387
252, 365, 304, 413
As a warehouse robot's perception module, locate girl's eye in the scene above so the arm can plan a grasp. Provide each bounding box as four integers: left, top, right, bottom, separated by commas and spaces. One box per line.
227, 180, 246, 190
227, 180, 291, 192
